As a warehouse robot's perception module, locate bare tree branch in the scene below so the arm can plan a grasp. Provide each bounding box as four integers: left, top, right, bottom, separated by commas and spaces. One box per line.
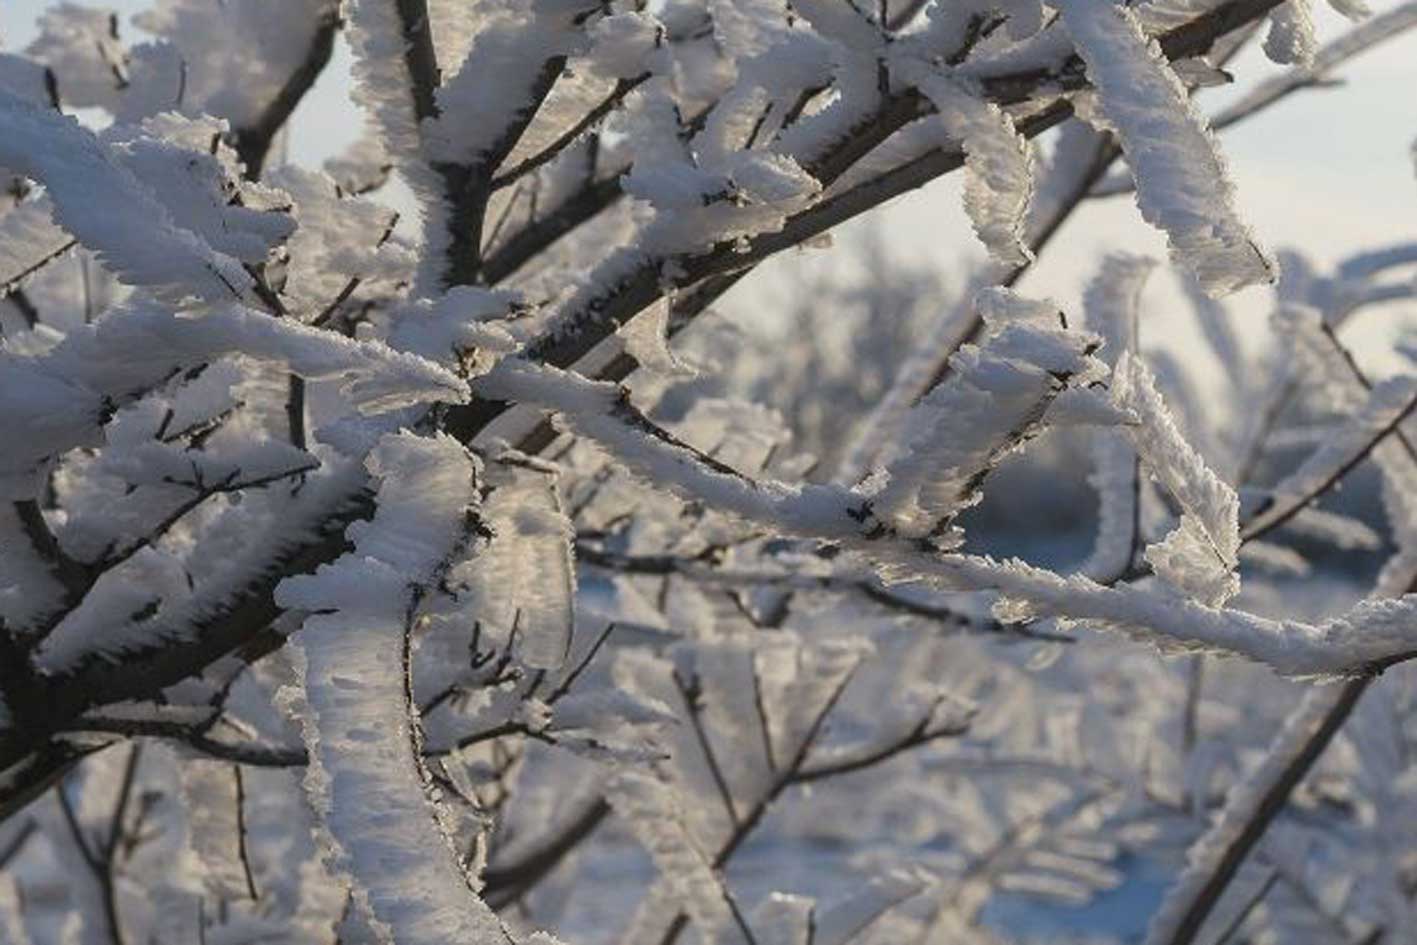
231, 3, 342, 180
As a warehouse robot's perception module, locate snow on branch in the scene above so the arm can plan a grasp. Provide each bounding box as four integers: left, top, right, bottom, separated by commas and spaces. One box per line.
1052, 0, 1277, 296
344, 0, 430, 164
1214, 1, 1417, 130
1112, 353, 1241, 605
2, 1, 1414, 938
0, 90, 270, 307
32, 456, 319, 672
427, 1, 599, 168
1243, 373, 1417, 543
475, 357, 867, 540
928, 559, 1417, 678
615, 86, 822, 257
0, 303, 467, 497
870, 289, 1107, 541
277, 432, 525, 945
895, 65, 1036, 267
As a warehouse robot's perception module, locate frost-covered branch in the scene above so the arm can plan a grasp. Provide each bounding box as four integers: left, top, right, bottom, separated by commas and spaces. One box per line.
277, 433, 525, 944
1241, 380, 1417, 543
474, 0, 1288, 383
0, 92, 274, 308
1144, 677, 1372, 945
479, 355, 1417, 678
1052, 0, 1275, 295
1213, 1, 1417, 131
576, 542, 1072, 642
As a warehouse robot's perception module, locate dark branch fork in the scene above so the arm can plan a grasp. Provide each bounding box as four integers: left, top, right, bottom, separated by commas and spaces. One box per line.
231, 3, 342, 181
653, 656, 970, 945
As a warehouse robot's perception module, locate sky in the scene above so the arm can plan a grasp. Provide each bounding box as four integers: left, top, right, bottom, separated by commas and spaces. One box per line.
3, 0, 1415, 378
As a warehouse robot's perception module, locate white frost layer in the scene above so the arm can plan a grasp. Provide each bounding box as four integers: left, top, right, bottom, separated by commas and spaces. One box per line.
898, 64, 1035, 268
343, 0, 450, 295
0, 303, 467, 496
1053, 0, 1276, 296
344, 0, 424, 165
280, 433, 521, 945
298, 612, 516, 945
26, 455, 365, 675
475, 358, 866, 540
0, 89, 261, 306
279, 432, 476, 619
427, 0, 590, 166
872, 290, 1103, 538
1112, 354, 1240, 606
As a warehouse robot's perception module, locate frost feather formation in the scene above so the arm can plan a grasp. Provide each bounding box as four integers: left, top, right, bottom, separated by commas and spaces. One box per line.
899, 67, 1036, 268
1051, 0, 1277, 296
872, 289, 1104, 540
277, 433, 526, 945
0, 303, 466, 497
0, 90, 276, 307
1111, 353, 1241, 606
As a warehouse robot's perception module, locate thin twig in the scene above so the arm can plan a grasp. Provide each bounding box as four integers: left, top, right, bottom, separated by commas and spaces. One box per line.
1212, 869, 1278, 945
792, 714, 970, 784
233, 765, 260, 900
749, 661, 778, 775
1241, 388, 1417, 543
491, 73, 650, 189
673, 671, 741, 827
546, 621, 618, 704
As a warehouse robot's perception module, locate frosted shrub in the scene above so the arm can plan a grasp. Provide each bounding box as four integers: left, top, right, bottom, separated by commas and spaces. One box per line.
1, 1, 1415, 944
